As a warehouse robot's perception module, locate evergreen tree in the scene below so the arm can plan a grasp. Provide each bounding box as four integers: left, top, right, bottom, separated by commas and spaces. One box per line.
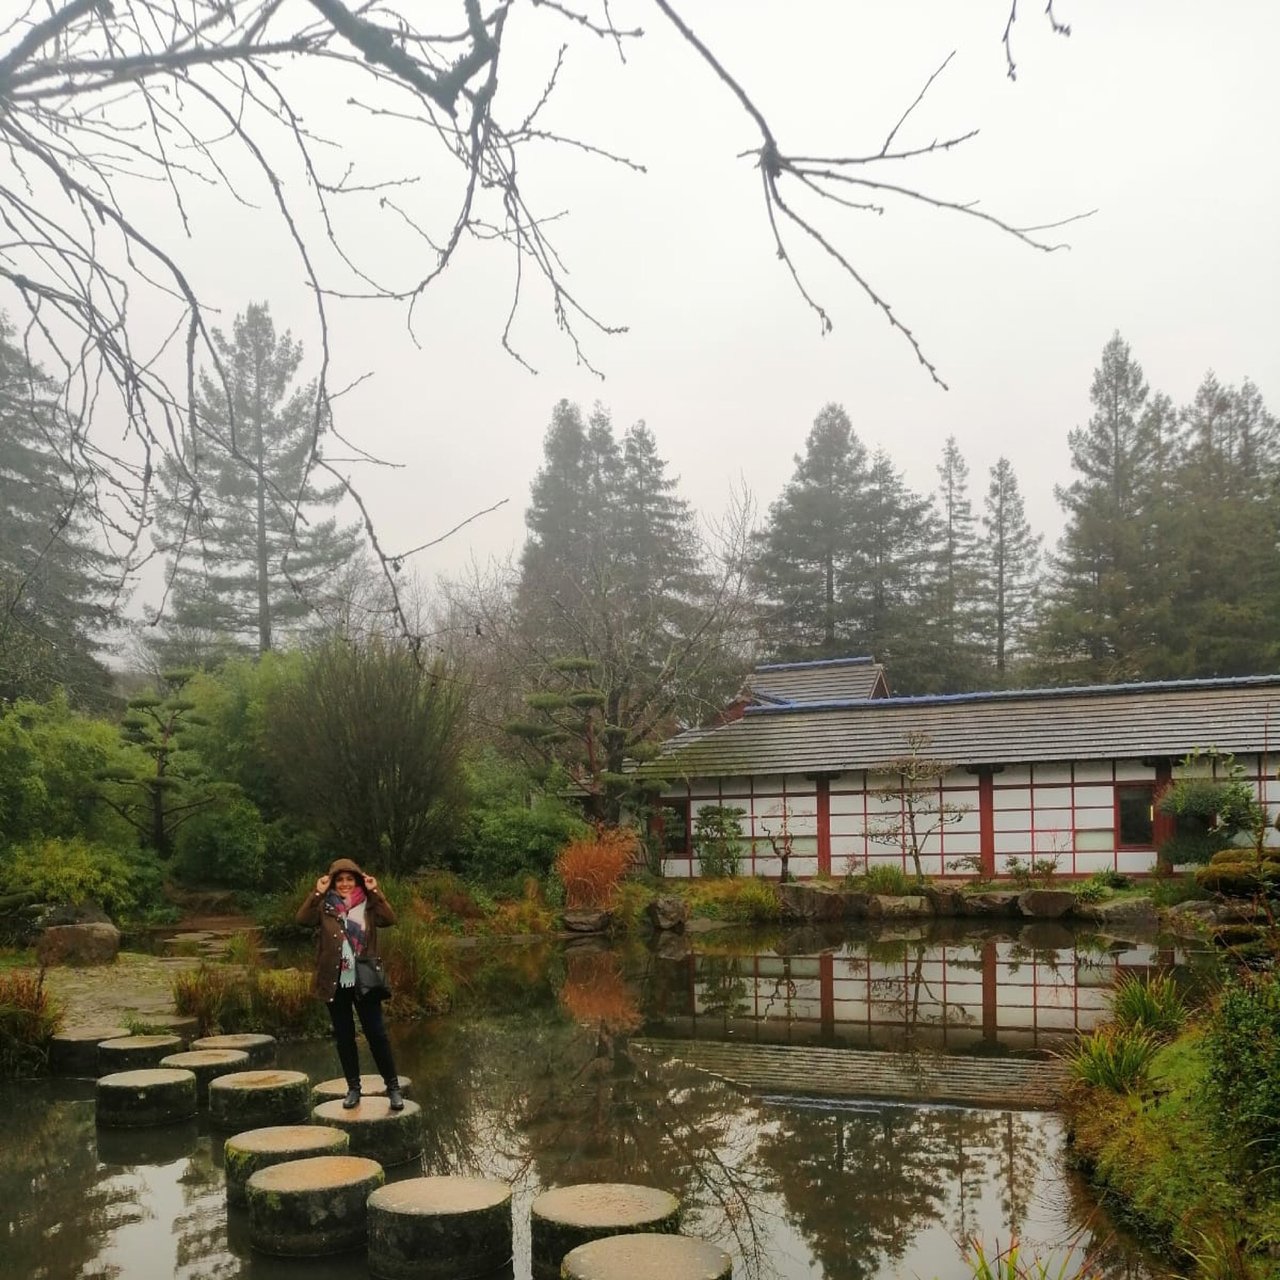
753, 403, 869, 657
1038, 333, 1159, 682
977, 457, 1041, 682
0, 317, 114, 707
152, 303, 361, 659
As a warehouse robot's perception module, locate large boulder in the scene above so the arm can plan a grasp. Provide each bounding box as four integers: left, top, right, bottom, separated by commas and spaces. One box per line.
36, 922, 120, 966
872, 895, 933, 919
924, 886, 968, 917
1077, 896, 1158, 928
1017, 890, 1076, 919
38, 901, 112, 927
960, 891, 1021, 918
778, 882, 852, 922
562, 909, 612, 934
646, 895, 688, 933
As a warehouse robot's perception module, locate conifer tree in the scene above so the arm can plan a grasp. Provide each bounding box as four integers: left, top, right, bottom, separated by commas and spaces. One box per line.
152, 303, 361, 660
978, 457, 1041, 681
925, 436, 984, 690
0, 318, 114, 706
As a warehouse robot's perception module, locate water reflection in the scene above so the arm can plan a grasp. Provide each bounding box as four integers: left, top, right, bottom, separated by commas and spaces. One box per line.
0, 923, 1182, 1280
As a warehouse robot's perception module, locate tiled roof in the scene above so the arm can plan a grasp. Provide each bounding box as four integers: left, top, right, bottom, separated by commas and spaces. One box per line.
639, 675, 1280, 780
747, 656, 889, 705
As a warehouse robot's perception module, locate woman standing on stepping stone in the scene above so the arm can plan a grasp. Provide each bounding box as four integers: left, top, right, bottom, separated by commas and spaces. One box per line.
297, 858, 404, 1112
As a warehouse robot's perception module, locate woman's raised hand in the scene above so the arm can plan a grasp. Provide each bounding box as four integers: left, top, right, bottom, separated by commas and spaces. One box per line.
315, 874, 331, 894
363, 875, 379, 893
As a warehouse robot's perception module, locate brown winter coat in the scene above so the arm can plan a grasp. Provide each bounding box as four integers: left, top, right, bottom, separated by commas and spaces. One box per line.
295, 857, 397, 1002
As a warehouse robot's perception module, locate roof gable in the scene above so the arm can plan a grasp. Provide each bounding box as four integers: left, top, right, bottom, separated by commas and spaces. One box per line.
746, 656, 889, 706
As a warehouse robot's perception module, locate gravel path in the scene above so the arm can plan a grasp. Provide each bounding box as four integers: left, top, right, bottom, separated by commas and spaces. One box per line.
36, 951, 202, 1031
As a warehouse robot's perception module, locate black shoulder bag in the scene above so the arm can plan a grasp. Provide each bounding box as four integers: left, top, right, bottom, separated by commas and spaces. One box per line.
335, 906, 392, 1001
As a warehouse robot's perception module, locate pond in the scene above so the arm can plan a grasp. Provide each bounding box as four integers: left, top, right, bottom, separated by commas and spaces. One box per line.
3, 920, 1198, 1280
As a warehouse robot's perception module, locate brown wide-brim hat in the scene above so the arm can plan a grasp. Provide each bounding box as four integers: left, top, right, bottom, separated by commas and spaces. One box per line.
326, 857, 367, 881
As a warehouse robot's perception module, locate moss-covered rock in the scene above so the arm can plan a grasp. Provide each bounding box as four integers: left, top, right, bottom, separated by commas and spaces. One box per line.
367, 1176, 513, 1279
245, 1154, 384, 1256
311, 1096, 424, 1167
224, 1125, 349, 1208
97, 1034, 185, 1073
208, 1069, 310, 1129
96, 1067, 197, 1128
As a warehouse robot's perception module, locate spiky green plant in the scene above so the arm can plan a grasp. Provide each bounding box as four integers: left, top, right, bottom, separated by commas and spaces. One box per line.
1109, 972, 1188, 1039
1069, 1026, 1161, 1092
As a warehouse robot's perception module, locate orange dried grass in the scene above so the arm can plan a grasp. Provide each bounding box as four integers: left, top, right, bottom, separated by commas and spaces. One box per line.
555, 826, 638, 910
559, 950, 641, 1033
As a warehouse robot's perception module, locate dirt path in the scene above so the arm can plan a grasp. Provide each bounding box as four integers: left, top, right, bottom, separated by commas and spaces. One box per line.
37, 951, 202, 1031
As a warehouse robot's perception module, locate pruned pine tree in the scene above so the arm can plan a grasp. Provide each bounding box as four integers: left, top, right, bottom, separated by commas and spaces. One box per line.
0, 317, 114, 707
1038, 333, 1160, 682
509, 401, 751, 820
978, 457, 1041, 682
152, 303, 361, 662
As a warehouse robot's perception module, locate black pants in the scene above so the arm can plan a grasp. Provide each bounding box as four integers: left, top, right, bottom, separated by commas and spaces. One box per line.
327, 985, 398, 1089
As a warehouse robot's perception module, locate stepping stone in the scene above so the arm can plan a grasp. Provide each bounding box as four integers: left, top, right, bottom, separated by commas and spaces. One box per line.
96, 1068, 197, 1128
49, 1025, 129, 1077
97, 1034, 185, 1074
209, 1070, 311, 1129
160, 1048, 250, 1105
367, 1176, 513, 1279
224, 1125, 350, 1208
311, 1097, 424, 1167
189, 1032, 276, 1067
561, 1234, 733, 1280
148, 1014, 200, 1038
530, 1184, 680, 1275
310, 1074, 413, 1106
246, 1154, 384, 1256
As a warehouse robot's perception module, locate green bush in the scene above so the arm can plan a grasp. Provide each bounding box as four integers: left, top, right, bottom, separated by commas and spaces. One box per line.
381, 917, 455, 1018
0, 836, 163, 920
173, 798, 268, 887
1204, 971, 1280, 1181
859, 864, 917, 896
1157, 754, 1265, 866
1069, 1026, 1161, 1092
693, 806, 745, 878
1109, 973, 1187, 1039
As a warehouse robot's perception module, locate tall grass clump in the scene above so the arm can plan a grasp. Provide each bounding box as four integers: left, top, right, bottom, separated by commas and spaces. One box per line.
1068, 1026, 1161, 1092
172, 965, 328, 1038
381, 918, 455, 1018
962, 1239, 1101, 1280
858, 864, 917, 896
555, 826, 636, 910
0, 971, 63, 1076
1109, 972, 1187, 1039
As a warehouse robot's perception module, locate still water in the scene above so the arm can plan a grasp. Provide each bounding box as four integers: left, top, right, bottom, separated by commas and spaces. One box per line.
4, 921, 1195, 1280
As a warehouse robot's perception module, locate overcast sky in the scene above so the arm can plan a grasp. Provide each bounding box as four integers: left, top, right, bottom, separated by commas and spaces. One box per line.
112, 2, 1280, 603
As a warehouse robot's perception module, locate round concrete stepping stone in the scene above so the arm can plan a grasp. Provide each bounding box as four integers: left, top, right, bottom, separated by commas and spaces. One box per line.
561, 1234, 732, 1280
367, 1176, 513, 1279
97, 1034, 185, 1074
224, 1124, 350, 1208
246, 1154, 385, 1256
209, 1069, 311, 1129
311, 1097, 424, 1166
310, 1074, 413, 1106
189, 1032, 276, 1067
96, 1068, 197, 1128
49, 1025, 130, 1076
160, 1048, 250, 1105
530, 1184, 680, 1274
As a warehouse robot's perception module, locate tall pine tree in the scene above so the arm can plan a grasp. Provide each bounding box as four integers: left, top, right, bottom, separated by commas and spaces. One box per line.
978, 457, 1041, 682
152, 303, 361, 661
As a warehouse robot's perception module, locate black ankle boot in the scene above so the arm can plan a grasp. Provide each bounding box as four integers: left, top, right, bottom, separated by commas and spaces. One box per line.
386, 1086, 404, 1111
342, 1087, 361, 1110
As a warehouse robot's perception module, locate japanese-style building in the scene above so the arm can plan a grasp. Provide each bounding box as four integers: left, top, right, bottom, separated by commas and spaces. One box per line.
639, 656, 1280, 879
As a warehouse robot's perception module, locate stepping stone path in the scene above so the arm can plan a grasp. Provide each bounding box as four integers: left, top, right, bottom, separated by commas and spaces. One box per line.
190, 1032, 277, 1067
224, 1125, 350, 1208
160, 1048, 250, 1105
312, 1096, 424, 1166
49, 1025, 129, 1076
561, 1234, 733, 1280
96, 1068, 197, 1128
246, 1154, 385, 1256
367, 1176, 513, 1280
530, 1184, 681, 1276
98, 1034, 185, 1073
310, 1074, 413, 1106
209, 1069, 311, 1129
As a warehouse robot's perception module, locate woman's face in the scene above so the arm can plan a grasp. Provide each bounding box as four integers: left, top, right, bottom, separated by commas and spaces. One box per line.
333, 871, 359, 898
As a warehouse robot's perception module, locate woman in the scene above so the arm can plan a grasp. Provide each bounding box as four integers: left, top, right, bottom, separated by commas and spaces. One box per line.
296, 857, 404, 1110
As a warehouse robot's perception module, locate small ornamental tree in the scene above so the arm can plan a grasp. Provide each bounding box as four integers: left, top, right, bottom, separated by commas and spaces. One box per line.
693, 805, 746, 878
1156, 749, 1265, 868
868, 730, 970, 883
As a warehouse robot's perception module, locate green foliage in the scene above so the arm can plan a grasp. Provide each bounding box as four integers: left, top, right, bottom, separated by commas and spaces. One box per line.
677, 876, 783, 923
846, 864, 917, 896
1158, 752, 1265, 866
380, 918, 455, 1018
0, 837, 163, 920
1003, 854, 1060, 887
693, 805, 745, 878
1204, 971, 1280, 1183
172, 798, 268, 888
172, 964, 329, 1038
1109, 973, 1187, 1039
1069, 1026, 1161, 1091
961, 1239, 1100, 1280
1147, 873, 1207, 909
446, 750, 589, 882
0, 971, 62, 1077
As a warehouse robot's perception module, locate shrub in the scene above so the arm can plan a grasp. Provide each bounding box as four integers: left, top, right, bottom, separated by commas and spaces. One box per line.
692, 806, 745, 878
0, 970, 63, 1076
172, 798, 268, 888
555, 827, 637, 910
172, 964, 329, 1038
680, 876, 783, 923
855, 864, 917, 896
1069, 1026, 1161, 1091
0, 836, 163, 920
1157, 753, 1265, 866
381, 918, 455, 1018
1109, 973, 1187, 1039
1203, 971, 1280, 1181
